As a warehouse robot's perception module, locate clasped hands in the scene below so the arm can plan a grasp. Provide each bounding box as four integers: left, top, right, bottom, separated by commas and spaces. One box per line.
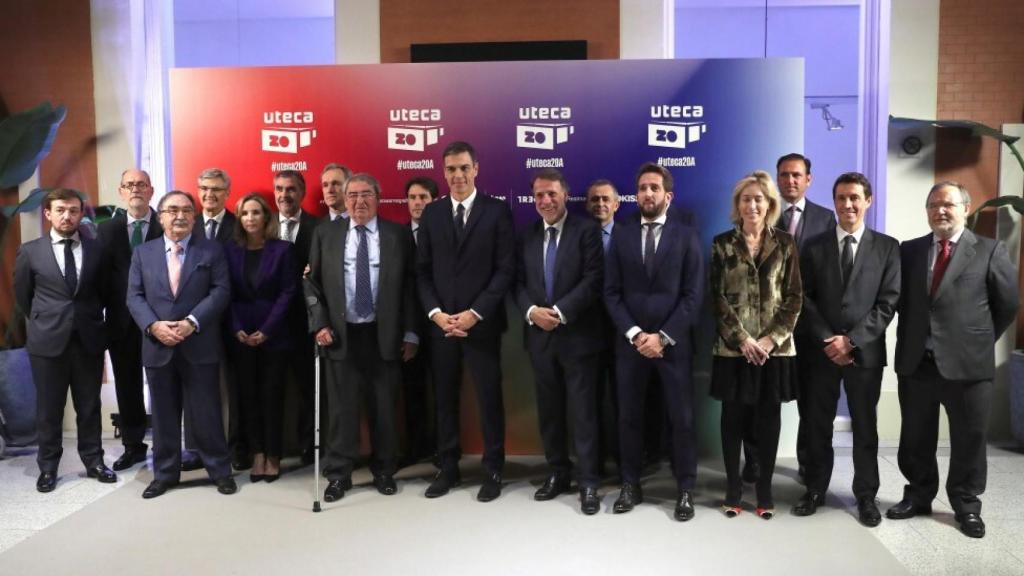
528, 307, 561, 332
236, 330, 267, 347
632, 332, 665, 359
823, 334, 855, 366
149, 320, 195, 347
739, 336, 776, 365
433, 310, 478, 338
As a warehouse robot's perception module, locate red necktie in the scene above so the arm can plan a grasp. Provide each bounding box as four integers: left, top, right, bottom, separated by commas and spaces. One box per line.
930, 239, 951, 298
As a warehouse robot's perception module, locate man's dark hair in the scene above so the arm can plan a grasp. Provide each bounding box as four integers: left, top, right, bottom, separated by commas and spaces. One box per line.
274, 169, 306, 193
157, 190, 197, 212
636, 162, 674, 193
833, 172, 873, 199
43, 188, 84, 211
405, 176, 440, 199
776, 153, 811, 174
530, 168, 570, 194
442, 140, 477, 163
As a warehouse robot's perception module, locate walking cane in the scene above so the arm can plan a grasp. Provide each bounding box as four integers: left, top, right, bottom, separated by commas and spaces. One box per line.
303, 276, 330, 513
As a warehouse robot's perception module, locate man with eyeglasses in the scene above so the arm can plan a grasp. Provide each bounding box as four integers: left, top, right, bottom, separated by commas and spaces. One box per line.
127, 191, 235, 499
888, 181, 1018, 539
16, 189, 115, 493
97, 169, 163, 471
273, 170, 321, 464
306, 174, 418, 501
194, 168, 235, 243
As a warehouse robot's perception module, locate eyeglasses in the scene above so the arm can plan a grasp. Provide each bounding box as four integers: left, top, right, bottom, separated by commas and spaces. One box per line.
160, 207, 195, 216
198, 186, 227, 193
926, 202, 964, 211
345, 191, 376, 200
120, 182, 150, 190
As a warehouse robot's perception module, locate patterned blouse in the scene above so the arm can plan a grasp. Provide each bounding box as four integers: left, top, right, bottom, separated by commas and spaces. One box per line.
710, 225, 802, 357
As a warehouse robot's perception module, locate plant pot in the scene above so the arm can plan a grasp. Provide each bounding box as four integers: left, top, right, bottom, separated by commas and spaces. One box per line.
1009, 350, 1024, 446
0, 347, 37, 451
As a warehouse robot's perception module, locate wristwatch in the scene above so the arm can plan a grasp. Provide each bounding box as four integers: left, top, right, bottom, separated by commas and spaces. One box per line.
184, 317, 198, 332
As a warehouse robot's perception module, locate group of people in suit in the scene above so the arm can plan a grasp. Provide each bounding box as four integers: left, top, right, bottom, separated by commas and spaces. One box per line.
13, 143, 1017, 537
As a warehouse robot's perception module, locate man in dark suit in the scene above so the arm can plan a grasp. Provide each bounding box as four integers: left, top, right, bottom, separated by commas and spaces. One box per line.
307, 173, 418, 501
15, 189, 116, 493
604, 163, 704, 521
888, 181, 1018, 539
402, 176, 439, 466
320, 163, 353, 223
194, 168, 236, 243
98, 169, 163, 471
274, 169, 321, 463
791, 172, 900, 526
776, 152, 837, 483
127, 190, 236, 498
516, 169, 605, 515
417, 140, 515, 502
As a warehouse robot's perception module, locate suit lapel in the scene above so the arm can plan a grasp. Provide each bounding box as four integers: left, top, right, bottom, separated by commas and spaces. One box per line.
176, 236, 202, 297
379, 221, 395, 289
552, 216, 574, 293
460, 196, 485, 250
934, 229, 976, 302
845, 228, 873, 289
145, 209, 163, 241
530, 221, 547, 297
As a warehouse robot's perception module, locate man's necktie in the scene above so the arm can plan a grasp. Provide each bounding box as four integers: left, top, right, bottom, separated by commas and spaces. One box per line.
131, 221, 144, 249
354, 225, 373, 318
206, 218, 218, 240
62, 239, 77, 294
841, 235, 855, 287
412, 226, 419, 246
786, 205, 800, 238
544, 226, 558, 304
930, 239, 952, 298
168, 242, 182, 296
454, 203, 466, 241
283, 219, 294, 243
644, 222, 659, 278
602, 229, 611, 253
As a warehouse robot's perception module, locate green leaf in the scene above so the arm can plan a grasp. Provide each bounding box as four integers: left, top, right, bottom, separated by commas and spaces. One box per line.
0, 187, 49, 218
0, 102, 68, 189
966, 196, 1024, 229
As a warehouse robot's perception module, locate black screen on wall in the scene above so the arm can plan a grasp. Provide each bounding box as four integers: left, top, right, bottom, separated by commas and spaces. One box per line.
411, 40, 587, 63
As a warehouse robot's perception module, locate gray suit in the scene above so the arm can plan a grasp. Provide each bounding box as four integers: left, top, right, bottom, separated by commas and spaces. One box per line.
895, 228, 1019, 515
306, 216, 417, 480
14, 234, 108, 472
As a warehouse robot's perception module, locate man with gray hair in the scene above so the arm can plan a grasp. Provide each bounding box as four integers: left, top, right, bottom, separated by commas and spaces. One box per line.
306, 173, 418, 501
888, 181, 1018, 538
321, 163, 353, 223
194, 168, 236, 243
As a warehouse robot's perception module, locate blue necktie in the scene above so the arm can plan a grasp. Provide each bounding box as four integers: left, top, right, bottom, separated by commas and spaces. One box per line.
354, 225, 373, 318
602, 229, 611, 253
544, 226, 558, 304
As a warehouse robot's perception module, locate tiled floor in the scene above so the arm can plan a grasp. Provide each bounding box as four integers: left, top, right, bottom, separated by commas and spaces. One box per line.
1, 433, 1022, 575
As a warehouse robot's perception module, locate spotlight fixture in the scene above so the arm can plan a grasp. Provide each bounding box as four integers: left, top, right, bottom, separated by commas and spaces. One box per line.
811, 103, 844, 131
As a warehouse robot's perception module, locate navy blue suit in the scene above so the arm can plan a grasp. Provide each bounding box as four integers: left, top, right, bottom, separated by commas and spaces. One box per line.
604, 211, 704, 490
127, 234, 232, 483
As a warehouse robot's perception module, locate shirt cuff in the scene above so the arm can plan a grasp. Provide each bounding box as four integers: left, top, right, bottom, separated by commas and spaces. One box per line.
470, 309, 483, 321
403, 331, 419, 345
525, 305, 538, 325
659, 330, 676, 347
625, 326, 642, 342
427, 307, 442, 320
187, 315, 200, 333
552, 305, 566, 325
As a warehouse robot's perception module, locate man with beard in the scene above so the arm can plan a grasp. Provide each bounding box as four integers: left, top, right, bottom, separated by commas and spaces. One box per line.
273, 170, 321, 463
604, 162, 704, 521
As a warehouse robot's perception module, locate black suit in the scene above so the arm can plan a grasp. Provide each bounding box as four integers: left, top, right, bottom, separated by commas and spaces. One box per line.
894, 229, 1018, 515
194, 211, 237, 244
402, 220, 433, 462
779, 197, 836, 467
14, 233, 108, 473
798, 227, 900, 499
416, 192, 515, 478
97, 210, 163, 449
283, 210, 321, 454
604, 211, 704, 491
307, 216, 417, 479
515, 213, 605, 488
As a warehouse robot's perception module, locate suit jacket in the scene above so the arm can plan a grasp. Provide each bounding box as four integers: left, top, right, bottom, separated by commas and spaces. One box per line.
14, 234, 107, 357
416, 193, 515, 340
193, 211, 237, 244
515, 212, 606, 357
285, 210, 321, 337
778, 198, 836, 250
604, 210, 704, 350
710, 226, 801, 357
306, 216, 417, 362
224, 239, 297, 350
97, 209, 163, 339
126, 234, 231, 367
799, 227, 900, 367
895, 229, 1019, 380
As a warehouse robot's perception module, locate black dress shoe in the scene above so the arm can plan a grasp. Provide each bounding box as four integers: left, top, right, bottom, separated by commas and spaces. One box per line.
250, 473, 265, 483
215, 477, 238, 495
955, 512, 985, 538
180, 454, 203, 472
613, 482, 643, 514
36, 472, 57, 493
324, 478, 353, 502
885, 499, 932, 520
86, 464, 118, 484
534, 474, 571, 501
742, 459, 760, 484
792, 491, 825, 516
425, 471, 460, 499
112, 445, 148, 471
232, 454, 253, 471
477, 473, 502, 502
373, 475, 398, 495
263, 473, 280, 484
142, 480, 175, 499
580, 487, 600, 515
674, 491, 695, 521
857, 497, 882, 527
